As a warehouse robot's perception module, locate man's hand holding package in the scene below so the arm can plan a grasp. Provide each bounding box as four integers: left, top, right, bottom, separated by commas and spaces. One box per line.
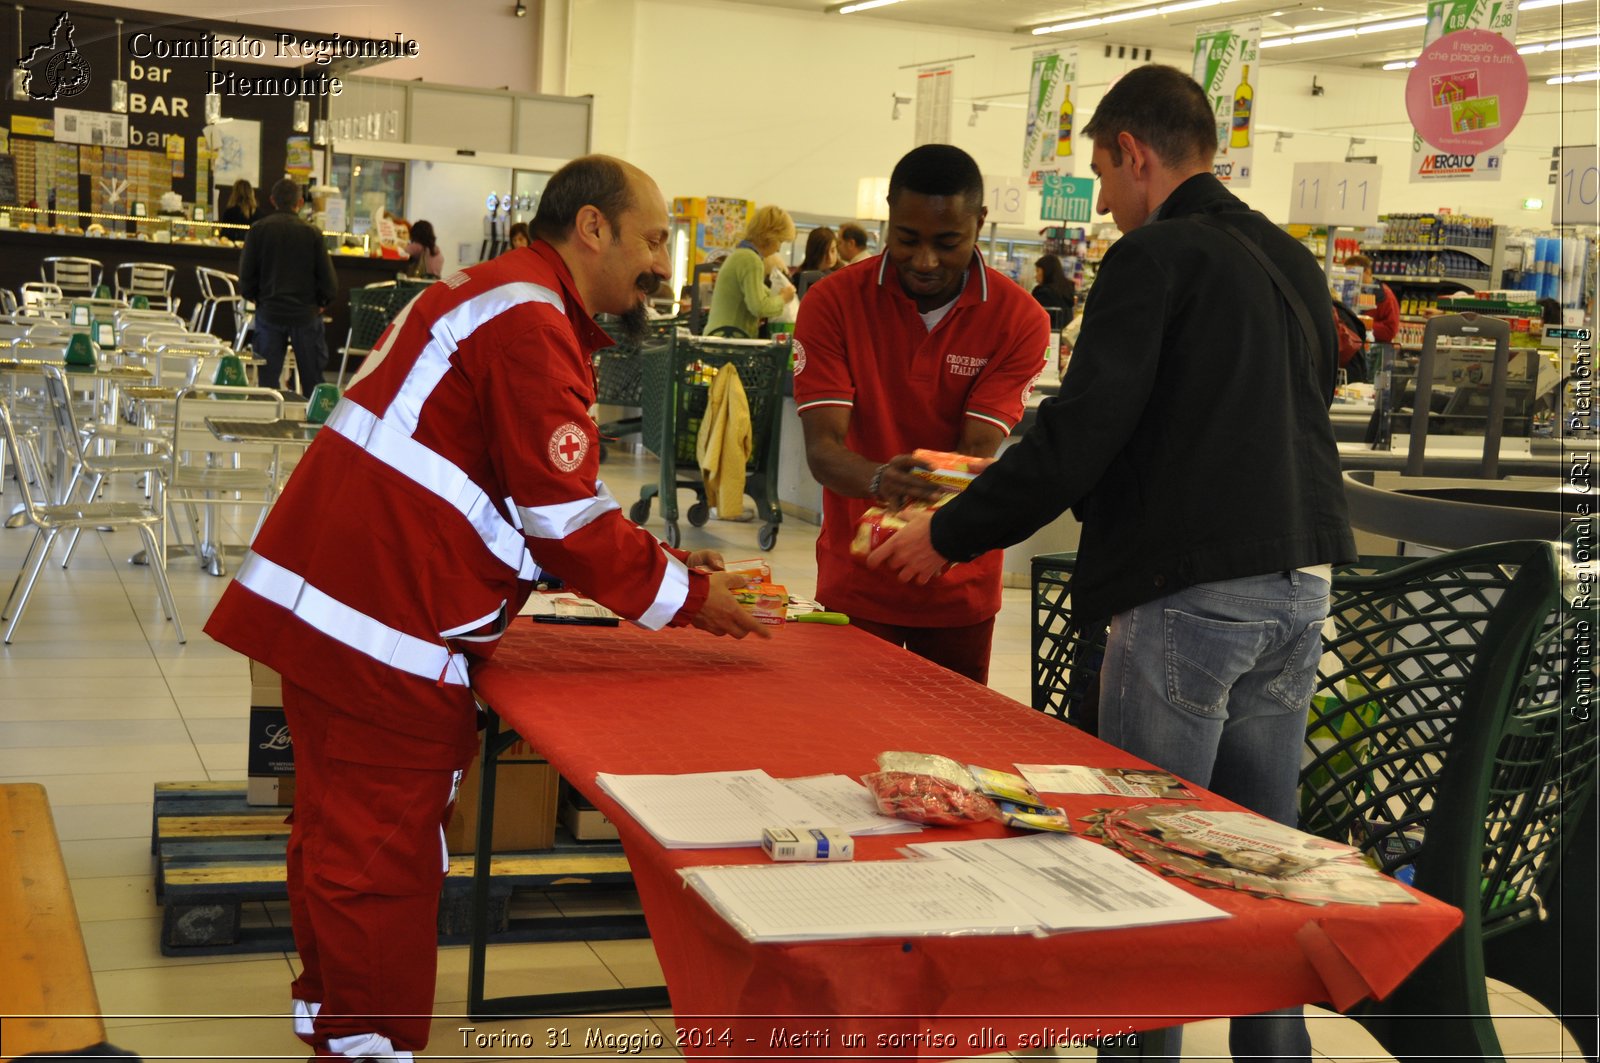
866, 506, 951, 585
874, 453, 946, 510
692, 570, 774, 639
686, 549, 725, 572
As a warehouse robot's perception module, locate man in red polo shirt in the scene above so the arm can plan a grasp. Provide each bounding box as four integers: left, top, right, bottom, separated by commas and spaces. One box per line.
793, 144, 1050, 682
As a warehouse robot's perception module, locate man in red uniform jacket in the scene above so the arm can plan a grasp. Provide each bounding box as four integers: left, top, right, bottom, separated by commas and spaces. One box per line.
206, 155, 765, 1061
793, 144, 1049, 683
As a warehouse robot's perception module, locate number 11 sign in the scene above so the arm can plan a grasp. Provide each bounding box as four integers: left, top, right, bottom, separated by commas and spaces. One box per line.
1287, 162, 1382, 228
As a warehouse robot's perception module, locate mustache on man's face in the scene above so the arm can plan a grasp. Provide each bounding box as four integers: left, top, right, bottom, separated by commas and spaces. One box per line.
635, 273, 657, 293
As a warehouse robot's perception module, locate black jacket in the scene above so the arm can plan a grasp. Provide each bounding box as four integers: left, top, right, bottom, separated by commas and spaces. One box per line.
238, 209, 338, 326
931, 173, 1355, 620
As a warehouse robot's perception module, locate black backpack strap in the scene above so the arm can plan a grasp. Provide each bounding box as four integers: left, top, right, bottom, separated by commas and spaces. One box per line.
1191, 213, 1328, 365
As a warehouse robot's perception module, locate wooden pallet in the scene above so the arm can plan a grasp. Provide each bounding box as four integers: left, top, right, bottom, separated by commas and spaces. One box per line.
151, 782, 645, 957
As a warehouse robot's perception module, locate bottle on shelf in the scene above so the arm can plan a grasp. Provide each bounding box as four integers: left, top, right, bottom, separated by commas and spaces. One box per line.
1230, 65, 1253, 149
1056, 88, 1074, 157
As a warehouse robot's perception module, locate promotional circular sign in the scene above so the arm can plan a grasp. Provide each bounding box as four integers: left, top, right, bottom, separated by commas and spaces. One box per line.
1405, 28, 1528, 154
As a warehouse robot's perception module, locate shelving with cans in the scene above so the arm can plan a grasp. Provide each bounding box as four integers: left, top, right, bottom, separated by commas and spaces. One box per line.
1362, 214, 1506, 295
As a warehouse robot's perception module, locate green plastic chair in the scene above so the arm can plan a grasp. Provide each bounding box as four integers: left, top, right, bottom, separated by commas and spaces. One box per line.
1031, 544, 1598, 1061
1301, 541, 1596, 1062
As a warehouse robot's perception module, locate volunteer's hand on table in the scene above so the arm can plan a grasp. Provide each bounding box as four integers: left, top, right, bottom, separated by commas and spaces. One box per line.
692, 571, 773, 639
875, 453, 945, 511
685, 549, 725, 571
865, 507, 950, 585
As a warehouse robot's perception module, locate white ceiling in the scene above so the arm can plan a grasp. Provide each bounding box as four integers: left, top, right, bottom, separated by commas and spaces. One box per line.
711, 0, 1598, 82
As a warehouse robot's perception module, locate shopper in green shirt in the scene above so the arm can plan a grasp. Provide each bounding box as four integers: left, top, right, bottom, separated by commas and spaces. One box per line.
705, 205, 796, 337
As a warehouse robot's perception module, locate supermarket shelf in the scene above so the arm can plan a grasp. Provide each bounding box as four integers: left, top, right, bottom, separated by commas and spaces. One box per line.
1376, 274, 1486, 287
1362, 242, 1495, 261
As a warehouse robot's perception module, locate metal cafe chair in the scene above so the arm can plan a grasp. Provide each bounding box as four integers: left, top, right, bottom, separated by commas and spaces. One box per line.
19, 282, 65, 311
164, 382, 284, 577
38, 364, 171, 568
192, 267, 251, 346
0, 402, 183, 644
40, 257, 104, 299
114, 262, 178, 313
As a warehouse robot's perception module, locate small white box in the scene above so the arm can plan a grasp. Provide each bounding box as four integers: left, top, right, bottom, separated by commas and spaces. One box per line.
761, 826, 854, 862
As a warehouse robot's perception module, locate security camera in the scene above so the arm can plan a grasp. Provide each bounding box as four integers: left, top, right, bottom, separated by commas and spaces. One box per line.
1311, 76, 1325, 96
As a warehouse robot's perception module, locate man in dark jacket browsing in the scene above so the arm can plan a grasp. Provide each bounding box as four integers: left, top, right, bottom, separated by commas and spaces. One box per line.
239, 177, 338, 394
869, 65, 1356, 1063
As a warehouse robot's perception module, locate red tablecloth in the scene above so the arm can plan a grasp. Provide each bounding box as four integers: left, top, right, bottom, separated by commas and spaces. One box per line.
473, 621, 1460, 1059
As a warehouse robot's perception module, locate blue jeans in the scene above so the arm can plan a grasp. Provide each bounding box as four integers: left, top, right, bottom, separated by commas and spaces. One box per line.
1100, 570, 1330, 1063
253, 317, 329, 396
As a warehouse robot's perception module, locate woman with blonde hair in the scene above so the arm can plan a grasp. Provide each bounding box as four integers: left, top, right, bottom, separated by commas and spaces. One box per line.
705, 204, 796, 337
221, 179, 259, 226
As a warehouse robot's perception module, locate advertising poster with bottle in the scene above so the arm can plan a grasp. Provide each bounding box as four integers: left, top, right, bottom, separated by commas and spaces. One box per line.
1408, 0, 1519, 183
1192, 22, 1260, 187
1023, 49, 1079, 176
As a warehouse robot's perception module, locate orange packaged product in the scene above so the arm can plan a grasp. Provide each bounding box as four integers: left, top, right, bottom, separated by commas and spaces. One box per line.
734, 582, 787, 626
850, 493, 955, 558
910, 449, 994, 493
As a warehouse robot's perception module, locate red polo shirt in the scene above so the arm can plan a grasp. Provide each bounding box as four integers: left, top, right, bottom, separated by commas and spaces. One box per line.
793, 252, 1050, 627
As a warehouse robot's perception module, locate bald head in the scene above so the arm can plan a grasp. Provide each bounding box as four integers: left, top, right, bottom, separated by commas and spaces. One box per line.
532, 154, 662, 244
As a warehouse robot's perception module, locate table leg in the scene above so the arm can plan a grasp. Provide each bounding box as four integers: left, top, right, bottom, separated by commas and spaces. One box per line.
465, 709, 671, 1021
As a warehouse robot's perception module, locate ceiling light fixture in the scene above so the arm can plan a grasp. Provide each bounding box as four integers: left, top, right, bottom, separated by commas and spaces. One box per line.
1519, 34, 1600, 54
1030, 0, 1238, 35
1382, 59, 1417, 69
832, 0, 906, 13
1263, 0, 1590, 48
1549, 71, 1600, 83
10, 6, 25, 101
110, 18, 127, 113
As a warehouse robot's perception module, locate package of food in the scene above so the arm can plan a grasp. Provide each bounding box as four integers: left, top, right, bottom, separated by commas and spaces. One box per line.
849, 493, 955, 558
910, 449, 994, 492
733, 582, 787, 626
723, 558, 772, 587
861, 752, 999, 826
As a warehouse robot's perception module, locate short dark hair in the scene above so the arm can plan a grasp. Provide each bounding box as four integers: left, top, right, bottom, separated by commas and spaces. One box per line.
532, 155, 636, 243
269, 178, 303, 211
887, 144, 984, 215
1081, 65, 1217, 168
838, 222, 869, 247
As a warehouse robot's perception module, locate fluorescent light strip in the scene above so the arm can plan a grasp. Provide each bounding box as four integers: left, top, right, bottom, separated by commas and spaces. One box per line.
837, 0, 905, 13
1549, 71, 1600, 82
1382, 59, 1417, 69
1519, 34, 1600, 54
1263, 0, 1590, 48
1031, 0, 1236, 35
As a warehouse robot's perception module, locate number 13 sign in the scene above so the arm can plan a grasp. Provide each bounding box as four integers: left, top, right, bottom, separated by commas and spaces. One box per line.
1287, 162, 1382, 228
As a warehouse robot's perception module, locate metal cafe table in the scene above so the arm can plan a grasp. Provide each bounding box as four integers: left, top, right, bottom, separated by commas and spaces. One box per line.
466, 621, 1461, 1058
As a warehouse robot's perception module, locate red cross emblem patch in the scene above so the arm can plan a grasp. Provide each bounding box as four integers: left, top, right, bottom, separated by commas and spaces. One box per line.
547, 422, 590, 473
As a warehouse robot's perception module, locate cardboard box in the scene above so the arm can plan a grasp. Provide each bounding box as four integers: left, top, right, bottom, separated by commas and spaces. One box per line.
446, 741, 558, 854
560, 788, 620, 841
246, 660, 295, 807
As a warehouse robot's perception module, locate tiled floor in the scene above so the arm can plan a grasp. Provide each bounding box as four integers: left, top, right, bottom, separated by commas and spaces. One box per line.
0, 448, 1585, 1060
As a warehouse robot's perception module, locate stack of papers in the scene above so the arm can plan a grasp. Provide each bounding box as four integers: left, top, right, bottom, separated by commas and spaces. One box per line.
594, 769, 918, 849
679, 833, 1228, 942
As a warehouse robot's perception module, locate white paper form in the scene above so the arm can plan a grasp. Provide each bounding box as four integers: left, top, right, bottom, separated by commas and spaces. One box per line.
595, 769, 835, 849
679, 860, 1039, 942
782, 774, 922, 836
907, 833, 1229, 931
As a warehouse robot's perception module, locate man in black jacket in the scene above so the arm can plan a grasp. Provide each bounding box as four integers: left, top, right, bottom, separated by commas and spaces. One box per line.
239, 177, 338, 395
871, 65, 1355, 1062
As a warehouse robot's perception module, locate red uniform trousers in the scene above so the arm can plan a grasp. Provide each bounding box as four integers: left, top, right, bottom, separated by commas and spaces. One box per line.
283, 680, 469, 1055
850, 616, 997, 684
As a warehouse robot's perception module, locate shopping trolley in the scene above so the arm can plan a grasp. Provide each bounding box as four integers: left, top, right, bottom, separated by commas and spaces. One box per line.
592, 317, 678, 462
628, 332, 787, 550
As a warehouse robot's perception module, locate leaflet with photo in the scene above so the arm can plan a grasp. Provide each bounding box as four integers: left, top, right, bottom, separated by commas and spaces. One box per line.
1018, 763, 1199, 801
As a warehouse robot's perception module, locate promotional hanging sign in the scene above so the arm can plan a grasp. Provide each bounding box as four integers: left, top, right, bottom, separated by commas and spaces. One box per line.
914, 65, 953, 147
1041, 175, 1096, 222
1409, 0, 1519, 182
1192, 21, 1260, 187
1024, 49, 1079, 176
